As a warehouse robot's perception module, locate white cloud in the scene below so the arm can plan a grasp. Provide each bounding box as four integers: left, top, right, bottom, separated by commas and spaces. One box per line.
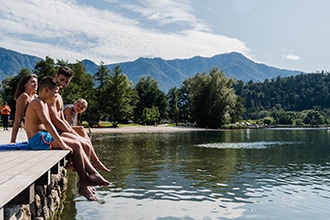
120, 0, 209, 30
0, 0, 251, 64
282, 54, 301, 61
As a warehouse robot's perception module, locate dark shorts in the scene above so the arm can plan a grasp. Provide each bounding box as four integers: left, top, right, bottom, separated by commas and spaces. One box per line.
28, 131, 55, 150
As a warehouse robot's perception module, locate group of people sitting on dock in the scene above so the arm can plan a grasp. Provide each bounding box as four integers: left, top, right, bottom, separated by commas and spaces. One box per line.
9, 67, 110, 201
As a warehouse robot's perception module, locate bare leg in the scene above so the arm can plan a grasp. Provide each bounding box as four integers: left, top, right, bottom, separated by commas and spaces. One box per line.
80, 150, 110, 186
72, 127, 111, 172
60, 132, 110, 185
55, 135, 109, 200
73, 126, 90, 139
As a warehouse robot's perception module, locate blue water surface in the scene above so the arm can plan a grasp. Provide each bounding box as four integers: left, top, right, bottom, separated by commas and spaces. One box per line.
61, 128, 330, 220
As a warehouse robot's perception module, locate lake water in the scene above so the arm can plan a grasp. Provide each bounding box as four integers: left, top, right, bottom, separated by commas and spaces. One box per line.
60, 128, 330, 220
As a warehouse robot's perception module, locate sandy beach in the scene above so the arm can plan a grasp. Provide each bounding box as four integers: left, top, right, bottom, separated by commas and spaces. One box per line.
0, 125, 208, 145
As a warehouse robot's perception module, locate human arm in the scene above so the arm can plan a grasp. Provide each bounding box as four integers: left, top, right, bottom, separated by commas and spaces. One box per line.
63, 105, 73, 125
47, 95, 76, 134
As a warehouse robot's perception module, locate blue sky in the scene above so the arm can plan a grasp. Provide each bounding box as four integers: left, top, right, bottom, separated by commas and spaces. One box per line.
0, 0, 328, 73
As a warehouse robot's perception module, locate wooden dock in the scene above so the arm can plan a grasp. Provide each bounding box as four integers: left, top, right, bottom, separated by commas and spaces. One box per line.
0, 150, 70, 220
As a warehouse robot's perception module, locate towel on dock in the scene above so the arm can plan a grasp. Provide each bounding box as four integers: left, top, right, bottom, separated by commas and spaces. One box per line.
0, 142, 29, 150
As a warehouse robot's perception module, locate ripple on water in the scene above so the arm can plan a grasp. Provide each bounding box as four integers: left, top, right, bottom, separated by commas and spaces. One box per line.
195, 141, 298, 149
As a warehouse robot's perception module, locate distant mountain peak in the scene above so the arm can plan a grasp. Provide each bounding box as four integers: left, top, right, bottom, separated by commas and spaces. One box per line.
0, 47, 304, 91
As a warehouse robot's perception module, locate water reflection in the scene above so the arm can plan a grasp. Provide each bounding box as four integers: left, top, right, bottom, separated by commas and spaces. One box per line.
61, 129, 330, 219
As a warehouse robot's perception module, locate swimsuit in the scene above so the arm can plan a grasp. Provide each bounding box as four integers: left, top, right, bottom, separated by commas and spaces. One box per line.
28, 131, 55, 150
64, 104, 76, 126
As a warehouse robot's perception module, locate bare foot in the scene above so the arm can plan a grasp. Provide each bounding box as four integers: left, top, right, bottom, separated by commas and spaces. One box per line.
77, 181, 96, 193
90, 186, 96, 193
78, 185, 98, 201
93, 160, 111, 172
89, 173, 110, 186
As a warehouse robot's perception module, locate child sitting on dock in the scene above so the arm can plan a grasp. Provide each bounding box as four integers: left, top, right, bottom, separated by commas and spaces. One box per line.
63, 98, 91, 139
24, 76, 109, 201
63, 98, 88, 126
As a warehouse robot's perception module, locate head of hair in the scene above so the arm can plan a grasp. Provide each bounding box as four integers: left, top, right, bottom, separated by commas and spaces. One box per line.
57, 66, 73, 78
75, 98, 88, 109
14, 74, 38, 100
38, 76, 58, 92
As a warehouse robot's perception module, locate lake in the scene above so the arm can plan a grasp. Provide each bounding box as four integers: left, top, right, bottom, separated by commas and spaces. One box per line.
60, 128, 330, 220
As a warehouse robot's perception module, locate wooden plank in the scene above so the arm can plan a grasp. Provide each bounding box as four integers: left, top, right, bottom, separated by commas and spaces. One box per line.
0, 153, 27, 172
0, 150, 69, 208
0, 151, 47, 172
0, 151, 69, 177
0, 152, 47, 177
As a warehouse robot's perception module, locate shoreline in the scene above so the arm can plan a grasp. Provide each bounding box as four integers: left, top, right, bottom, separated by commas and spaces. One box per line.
1, 125, 327, 145
89, 125, 209, 134
0, 125, 209, 144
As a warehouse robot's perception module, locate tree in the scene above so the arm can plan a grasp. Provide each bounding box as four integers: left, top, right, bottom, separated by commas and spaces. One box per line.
1, 68, 32, 117
106, 65, 137, 126
303, 110, 324, 126
93, 62, 111, 123
229, 96, 245, 123
183, 68, 239, 128
142, 106, 160, 125
134, 76, 167, 124
33, 56, 56, 80
167, 87, 180, 125
178, 84, 190, 123
61, 61, 94, 105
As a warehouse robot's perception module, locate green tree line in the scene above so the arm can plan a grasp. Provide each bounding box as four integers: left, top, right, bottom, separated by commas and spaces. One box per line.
235, 72, 330, 126
2, 57, 330, 128
0, 58, 242, 128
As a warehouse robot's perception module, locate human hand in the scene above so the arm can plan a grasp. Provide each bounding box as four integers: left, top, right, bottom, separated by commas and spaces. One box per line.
61, 143, 73, 154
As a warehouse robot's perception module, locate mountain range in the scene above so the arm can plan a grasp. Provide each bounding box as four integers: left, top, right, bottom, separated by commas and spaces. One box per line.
0, 47, 304, 91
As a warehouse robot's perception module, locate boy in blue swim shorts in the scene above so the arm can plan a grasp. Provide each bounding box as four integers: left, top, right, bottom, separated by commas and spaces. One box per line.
28, 131, 55, 150
24, 76, 109, 201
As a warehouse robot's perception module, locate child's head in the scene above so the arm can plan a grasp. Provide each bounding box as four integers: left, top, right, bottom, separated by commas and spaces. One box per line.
38, 76, 58, 102
54, 66, 73, 90
73, 98, 88, 114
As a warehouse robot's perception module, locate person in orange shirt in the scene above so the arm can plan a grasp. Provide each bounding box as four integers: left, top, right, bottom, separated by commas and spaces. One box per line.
1, 101, 11, 131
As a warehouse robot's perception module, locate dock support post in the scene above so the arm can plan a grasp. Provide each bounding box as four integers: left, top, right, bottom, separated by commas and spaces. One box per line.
0, 207, 3, 220
8, 184, 35, 205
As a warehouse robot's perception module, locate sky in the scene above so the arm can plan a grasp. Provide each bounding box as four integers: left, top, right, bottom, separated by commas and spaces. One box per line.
0, 0, 329, 73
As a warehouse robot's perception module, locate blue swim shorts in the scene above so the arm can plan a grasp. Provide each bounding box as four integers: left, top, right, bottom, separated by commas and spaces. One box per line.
28, 131, 55, 150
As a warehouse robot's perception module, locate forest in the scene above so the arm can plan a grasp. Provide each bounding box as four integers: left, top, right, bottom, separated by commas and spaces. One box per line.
1, 56, 329, 128
235, 72, 330, 126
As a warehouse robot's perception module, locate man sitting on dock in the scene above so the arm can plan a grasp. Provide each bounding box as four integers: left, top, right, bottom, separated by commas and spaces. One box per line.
24, 76, 109, 201
49, 66, 110, 173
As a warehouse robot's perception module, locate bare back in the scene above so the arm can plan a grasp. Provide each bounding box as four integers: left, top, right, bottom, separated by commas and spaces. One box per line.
25, 98, 50, 139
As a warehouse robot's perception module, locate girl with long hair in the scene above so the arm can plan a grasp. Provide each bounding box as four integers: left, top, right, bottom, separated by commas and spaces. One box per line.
10, 74, 38, 143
